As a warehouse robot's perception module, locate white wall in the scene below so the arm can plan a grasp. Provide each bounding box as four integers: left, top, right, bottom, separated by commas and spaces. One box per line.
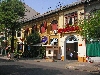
59, 37, 66, 60
90, 57, 100, 62
78, 35, 86, 57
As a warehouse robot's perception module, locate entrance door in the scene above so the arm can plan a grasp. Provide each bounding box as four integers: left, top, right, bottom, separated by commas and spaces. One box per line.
66, 35, 78, 60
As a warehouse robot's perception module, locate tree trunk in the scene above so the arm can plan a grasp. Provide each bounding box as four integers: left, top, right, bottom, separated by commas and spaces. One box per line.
10, 29, 15, 59
11, 29, 14, 53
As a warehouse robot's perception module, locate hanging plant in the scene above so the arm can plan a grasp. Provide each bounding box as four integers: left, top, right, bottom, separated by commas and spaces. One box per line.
58, 25, 80, 33
58, 28, 63, 33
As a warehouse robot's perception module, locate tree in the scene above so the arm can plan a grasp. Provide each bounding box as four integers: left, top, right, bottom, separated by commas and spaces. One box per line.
26, 31, 46, 58
26, 31, 41, 45
0, 0, 25, 53
79, 10, 100, 42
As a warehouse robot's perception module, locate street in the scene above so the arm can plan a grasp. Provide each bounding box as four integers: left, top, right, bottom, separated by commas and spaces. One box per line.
0, 58, 100, 75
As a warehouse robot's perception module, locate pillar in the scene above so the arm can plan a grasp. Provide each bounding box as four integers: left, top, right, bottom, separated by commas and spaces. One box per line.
59, 37, 66, 61
78, 35, 86, 62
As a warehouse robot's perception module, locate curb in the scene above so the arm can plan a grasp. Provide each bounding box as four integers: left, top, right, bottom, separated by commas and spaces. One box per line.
33, 59, 58, 62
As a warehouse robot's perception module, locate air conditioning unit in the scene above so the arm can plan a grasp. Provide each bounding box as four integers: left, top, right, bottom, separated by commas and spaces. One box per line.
54, 30, 57, 34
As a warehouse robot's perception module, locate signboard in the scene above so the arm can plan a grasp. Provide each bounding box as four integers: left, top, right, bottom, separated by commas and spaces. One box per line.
41, 36, 47, 43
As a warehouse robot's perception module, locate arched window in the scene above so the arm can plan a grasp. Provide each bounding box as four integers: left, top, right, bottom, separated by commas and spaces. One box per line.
66, 35, 78, 43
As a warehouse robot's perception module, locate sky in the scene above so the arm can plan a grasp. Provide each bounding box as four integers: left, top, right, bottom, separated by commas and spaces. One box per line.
24, 0, 78, 14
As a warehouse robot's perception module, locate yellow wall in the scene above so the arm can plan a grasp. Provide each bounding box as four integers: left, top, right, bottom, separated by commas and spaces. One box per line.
58, 5, 83, 29
21, 14, 59, 45
59, 12, 64, 28
20, 4, 84, 46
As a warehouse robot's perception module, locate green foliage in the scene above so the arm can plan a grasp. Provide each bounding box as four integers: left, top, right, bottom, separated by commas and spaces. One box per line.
79, 10, 100, 41
30, 46, 46, 58
0, 0, 25, 52
26, 31, 41, 45
26, 31, 46, 58
0, 24, 5, 32
38, 46, 46, 57
0, 0, 25, 29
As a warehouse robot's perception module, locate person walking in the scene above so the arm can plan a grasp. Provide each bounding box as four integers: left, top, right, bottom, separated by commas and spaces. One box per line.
70, 51, 73, 60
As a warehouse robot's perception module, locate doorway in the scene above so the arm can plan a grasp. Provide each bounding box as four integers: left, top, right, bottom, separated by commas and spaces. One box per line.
66, 35, 78, 60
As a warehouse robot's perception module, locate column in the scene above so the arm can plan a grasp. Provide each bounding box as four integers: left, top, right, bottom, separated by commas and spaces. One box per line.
59, 37, 66, 61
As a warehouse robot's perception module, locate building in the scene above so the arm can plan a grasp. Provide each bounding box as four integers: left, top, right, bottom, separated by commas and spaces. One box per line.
84, 0, 100, 62
15, 3, 40, 50
17, 0, 100, 62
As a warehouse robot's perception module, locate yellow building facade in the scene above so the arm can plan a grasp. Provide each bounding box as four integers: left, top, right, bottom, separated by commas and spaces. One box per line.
17, 1, 87, 62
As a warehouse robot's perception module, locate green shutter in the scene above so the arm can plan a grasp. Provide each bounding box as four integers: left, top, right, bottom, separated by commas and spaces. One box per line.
86, 41, 100, 57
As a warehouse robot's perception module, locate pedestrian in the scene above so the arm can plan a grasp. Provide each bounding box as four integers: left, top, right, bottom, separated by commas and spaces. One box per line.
70, 52, 73, 60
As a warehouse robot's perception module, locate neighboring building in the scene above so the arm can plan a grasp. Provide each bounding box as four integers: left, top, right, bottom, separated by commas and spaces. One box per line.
84, 0, 100, 62
16, 4, 40, 52
17, 0, 100, 62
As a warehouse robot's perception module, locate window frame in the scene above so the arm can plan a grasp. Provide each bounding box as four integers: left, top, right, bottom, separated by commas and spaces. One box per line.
48, 50, 51, 54
65, 11, 78, 25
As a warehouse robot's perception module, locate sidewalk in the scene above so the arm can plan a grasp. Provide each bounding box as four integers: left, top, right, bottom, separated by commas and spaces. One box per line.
65, 62, 100, 73
0, 56, 8, 60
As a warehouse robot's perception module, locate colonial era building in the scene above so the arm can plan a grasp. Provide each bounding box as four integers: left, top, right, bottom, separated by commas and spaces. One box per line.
16, 0, 100, 62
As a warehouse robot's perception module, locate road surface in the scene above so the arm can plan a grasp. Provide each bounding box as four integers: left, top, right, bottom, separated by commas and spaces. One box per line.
0, 58, 99, 75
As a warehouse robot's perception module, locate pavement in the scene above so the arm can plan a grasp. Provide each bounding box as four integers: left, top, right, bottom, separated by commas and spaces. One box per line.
65, 62, 100, 73
0, 56, 100, 74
